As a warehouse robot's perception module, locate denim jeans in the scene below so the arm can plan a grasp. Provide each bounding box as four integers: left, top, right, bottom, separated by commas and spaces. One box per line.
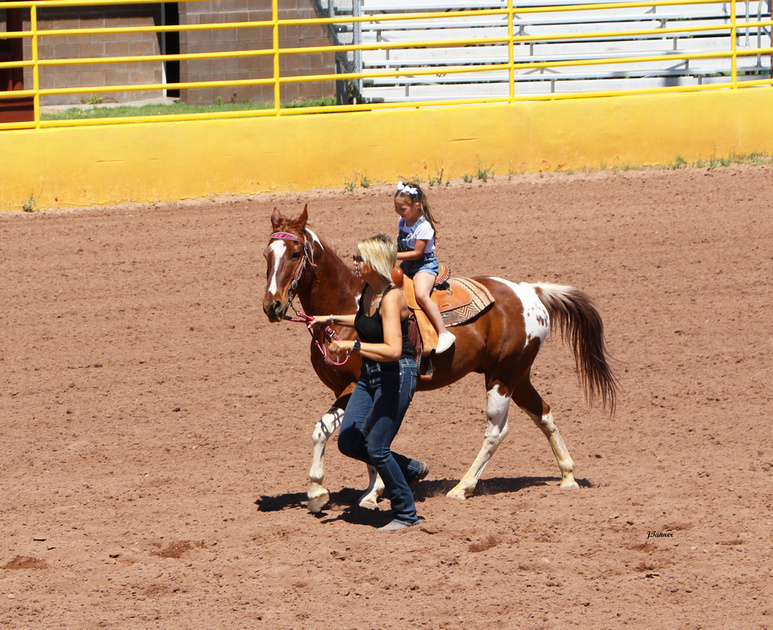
400, 253, 439, 278
338, 357, 421, 524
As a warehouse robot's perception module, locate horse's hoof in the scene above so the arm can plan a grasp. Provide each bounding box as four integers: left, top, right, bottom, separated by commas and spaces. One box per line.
358, 491, 380, 510
358, 497, 379, 511
560, 476, 580, 490
446, 485, 471, 501
307, 490, 330, 513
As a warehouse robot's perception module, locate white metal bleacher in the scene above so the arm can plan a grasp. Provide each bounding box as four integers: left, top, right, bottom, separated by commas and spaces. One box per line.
353, 0, 772, 101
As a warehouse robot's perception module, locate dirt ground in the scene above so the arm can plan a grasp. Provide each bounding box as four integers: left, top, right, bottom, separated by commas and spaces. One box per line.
2, 166, 772, 629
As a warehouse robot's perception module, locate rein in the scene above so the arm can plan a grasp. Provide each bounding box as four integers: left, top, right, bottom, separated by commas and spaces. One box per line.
272, 231, 349, 366
284, 310, 351, 366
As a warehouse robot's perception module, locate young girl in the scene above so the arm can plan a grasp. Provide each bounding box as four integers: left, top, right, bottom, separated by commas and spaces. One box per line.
394, 180, 455, 354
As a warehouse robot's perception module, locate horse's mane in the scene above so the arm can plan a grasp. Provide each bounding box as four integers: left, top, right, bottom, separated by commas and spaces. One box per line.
305, 222, 350, 272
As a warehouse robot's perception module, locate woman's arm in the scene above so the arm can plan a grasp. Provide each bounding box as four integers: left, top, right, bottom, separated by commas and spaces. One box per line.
308, 313, 356, 328
328, 291, 407, 362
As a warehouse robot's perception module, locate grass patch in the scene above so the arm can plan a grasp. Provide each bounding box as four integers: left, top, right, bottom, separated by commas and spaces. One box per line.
668, 153, 772, 170
22, 193, 37, 213
42, 97, 336, 121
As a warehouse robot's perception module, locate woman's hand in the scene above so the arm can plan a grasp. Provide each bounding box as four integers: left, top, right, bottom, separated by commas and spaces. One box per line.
308, 314, 333, 328
328, 338, 352, 354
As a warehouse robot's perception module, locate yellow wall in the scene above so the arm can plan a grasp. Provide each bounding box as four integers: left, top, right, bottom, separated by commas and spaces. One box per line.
2, 88, 773, 211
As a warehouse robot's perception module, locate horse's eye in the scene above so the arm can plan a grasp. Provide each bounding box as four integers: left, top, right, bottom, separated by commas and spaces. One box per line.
290, 252, 302, 260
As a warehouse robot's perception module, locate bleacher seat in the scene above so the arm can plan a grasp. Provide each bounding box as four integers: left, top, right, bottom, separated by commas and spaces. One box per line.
342, 0, 772, 101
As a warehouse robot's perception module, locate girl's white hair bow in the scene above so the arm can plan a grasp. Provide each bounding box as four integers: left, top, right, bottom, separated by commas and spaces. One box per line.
396, 181, 418, 196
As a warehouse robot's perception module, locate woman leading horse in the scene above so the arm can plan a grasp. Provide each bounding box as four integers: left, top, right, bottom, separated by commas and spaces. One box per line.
262, 206, 618, 513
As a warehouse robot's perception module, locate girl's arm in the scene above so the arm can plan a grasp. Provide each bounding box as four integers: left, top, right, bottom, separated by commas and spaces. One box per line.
396, 239, 428, 261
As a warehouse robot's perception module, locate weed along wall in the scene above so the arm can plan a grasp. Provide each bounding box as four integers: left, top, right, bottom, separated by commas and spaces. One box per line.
2, 87, 773, 212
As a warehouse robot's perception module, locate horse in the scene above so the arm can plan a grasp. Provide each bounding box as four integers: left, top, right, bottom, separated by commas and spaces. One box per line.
262, 205, 618, 513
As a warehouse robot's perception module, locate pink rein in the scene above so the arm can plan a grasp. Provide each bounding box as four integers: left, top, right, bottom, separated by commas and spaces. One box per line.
283, 311, 351, 366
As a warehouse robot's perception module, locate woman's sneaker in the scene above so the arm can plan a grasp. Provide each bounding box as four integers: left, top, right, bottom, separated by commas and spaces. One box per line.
409, 462, 430, 490
378, 519, 418, 532
436, 331, 456, 354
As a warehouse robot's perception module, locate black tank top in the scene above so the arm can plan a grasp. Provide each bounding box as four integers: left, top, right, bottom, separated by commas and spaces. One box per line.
355, 285, 415, 359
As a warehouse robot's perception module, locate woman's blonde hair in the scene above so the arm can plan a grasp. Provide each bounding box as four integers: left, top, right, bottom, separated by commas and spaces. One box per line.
357, 233, 397, 283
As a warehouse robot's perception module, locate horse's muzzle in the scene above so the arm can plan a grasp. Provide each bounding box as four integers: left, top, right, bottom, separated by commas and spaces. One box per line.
263, 298, 288, 323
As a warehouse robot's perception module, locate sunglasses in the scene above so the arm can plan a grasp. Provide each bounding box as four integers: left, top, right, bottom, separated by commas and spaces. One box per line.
352, 255, 364, 263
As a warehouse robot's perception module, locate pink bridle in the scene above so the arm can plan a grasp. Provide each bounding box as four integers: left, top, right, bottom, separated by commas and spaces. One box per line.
270, 231, 309, 290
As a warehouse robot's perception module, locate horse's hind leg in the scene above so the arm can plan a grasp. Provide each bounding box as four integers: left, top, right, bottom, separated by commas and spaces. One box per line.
308, 406, 345, 512
513, 379, 579, 489
448, 383, 512, 500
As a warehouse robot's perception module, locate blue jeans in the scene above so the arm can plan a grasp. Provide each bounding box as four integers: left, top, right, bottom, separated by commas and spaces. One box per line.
338, 357, 421, 524
400, 253, 439, 278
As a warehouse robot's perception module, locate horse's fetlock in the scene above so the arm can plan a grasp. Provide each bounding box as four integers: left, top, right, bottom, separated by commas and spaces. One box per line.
483, 430, 504, 444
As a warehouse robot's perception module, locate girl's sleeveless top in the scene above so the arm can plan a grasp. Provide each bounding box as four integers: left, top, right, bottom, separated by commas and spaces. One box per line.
355, 285, 415, 359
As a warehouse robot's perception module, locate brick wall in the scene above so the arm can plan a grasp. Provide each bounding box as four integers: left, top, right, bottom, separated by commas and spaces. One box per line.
8, 5, 165, 107
1, 1, 336, 108
178, 0, 336, 105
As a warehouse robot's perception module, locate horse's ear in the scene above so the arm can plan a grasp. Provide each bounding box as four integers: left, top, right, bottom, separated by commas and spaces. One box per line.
270, 208, 282, 230
297, 204, 308, 229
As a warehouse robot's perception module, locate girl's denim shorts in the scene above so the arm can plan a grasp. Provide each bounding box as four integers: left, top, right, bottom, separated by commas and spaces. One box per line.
400, 253, 439, 278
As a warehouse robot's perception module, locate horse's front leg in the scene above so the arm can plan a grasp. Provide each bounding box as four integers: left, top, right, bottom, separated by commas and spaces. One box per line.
308, 407, 345, 513
358, 465, 385, 510
448, 384, 511, 500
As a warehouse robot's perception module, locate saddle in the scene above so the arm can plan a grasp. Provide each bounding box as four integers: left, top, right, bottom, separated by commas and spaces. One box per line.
392, 263, 495, 355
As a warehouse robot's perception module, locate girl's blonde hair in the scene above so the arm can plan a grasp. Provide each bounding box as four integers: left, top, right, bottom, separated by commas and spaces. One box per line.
394, 180, 439, 239
357, 233, 397, 283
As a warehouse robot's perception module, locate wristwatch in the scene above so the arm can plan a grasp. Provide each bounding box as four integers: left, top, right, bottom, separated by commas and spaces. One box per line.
352, 339, 361, 352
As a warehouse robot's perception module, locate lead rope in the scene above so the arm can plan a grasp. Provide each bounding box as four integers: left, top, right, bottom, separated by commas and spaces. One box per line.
284, 305, 350, 366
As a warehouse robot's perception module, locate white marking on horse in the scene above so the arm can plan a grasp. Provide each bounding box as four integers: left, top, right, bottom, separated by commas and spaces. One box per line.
487, 384, 511, 426
305, 228, 322, 249
267, 240, 287, 295
489, 278, 550, 344
308, 407, 345, 512
447, 383, 512, 500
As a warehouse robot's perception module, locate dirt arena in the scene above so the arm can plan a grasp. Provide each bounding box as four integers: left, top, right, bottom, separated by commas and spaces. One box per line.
2, 166, 772, 629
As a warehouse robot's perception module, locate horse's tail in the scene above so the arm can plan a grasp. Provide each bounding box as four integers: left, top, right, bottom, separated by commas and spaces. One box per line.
533, 283, 619, 413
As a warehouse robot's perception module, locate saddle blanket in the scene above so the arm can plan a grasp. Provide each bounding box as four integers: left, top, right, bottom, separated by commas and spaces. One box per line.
401, 275, 495, 353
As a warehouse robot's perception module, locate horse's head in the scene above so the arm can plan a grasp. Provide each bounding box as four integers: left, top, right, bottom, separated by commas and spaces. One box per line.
262, 205, 314, 322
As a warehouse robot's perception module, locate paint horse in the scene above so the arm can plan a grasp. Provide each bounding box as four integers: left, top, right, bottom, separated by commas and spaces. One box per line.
263, 206, 618, 513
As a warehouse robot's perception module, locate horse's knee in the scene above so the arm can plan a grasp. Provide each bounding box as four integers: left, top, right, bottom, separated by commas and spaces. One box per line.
312, 408, 343, 444
311, 424, 327, 444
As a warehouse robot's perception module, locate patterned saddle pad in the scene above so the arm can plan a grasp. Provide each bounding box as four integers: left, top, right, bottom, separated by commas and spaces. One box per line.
395, 268, 495, 353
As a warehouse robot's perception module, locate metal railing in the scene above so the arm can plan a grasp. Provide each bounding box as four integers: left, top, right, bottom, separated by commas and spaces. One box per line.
0, 0, 771, 130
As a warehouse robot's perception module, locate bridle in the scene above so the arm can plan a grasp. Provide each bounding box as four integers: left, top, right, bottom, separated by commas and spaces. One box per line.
270, 230, 350, 366
270, 231, 314, 305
